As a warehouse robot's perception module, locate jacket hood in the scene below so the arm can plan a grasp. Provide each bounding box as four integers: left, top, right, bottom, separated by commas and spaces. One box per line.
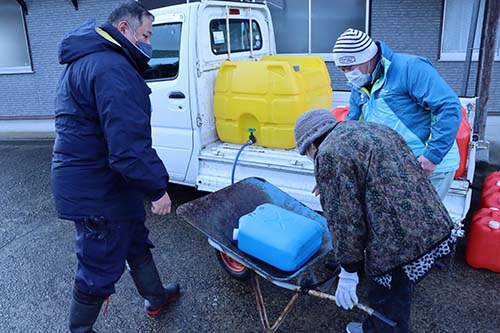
58, 19, 150, 73
58, 19, 111, 65
376, 40, 394, 61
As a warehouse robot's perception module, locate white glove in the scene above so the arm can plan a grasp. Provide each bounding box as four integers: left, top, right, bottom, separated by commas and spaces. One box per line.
335, 267, 359, 310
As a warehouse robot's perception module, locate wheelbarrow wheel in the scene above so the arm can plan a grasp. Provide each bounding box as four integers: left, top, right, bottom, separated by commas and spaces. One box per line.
215, 250, 251, 281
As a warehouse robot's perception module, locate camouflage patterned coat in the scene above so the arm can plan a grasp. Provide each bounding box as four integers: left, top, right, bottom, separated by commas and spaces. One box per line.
315, 121, 453, 276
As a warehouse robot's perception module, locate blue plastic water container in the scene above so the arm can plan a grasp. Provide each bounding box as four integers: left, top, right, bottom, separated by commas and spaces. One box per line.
233, 203, 323, 271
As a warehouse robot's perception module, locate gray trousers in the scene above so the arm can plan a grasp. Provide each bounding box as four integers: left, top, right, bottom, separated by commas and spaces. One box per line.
429, 171, 455, 201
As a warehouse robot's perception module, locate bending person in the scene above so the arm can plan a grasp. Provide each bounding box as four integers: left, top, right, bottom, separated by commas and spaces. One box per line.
294, 109, 456, 333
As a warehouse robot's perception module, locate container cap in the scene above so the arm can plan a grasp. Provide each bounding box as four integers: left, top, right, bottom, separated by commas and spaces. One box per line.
488, 221, 500, 229
233, 228, 239, 240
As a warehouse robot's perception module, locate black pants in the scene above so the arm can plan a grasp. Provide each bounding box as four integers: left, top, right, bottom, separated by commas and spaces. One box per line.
363, 268, 414, 333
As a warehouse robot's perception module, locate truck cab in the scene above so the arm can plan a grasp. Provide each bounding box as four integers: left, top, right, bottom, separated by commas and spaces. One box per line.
145, 0, 275, 181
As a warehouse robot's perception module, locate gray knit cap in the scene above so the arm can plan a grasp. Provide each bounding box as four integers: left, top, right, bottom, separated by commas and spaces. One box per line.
294, 109, 337, 155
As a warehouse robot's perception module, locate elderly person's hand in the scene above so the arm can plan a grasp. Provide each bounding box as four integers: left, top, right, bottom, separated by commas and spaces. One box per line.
335, 267, 359, 310
312, 184, 320, 196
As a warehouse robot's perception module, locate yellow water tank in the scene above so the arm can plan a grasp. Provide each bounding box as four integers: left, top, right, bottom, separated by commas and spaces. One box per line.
213, 56, 332, 149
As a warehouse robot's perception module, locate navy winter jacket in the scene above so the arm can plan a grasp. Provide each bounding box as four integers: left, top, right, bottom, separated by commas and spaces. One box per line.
51, 20, 169, 220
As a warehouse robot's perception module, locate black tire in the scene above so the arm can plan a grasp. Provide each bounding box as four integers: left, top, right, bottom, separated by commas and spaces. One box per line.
215, 249, 251, 281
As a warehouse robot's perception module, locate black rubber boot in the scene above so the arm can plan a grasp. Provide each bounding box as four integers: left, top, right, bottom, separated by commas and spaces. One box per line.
69, 287, 105, 333
128, 254, 180, 316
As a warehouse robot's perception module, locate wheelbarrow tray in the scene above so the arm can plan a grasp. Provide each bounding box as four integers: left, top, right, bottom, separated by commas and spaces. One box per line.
176, 177, 333, 282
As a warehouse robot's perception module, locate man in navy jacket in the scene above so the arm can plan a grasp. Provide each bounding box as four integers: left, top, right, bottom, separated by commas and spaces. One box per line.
51, 2, 179, 331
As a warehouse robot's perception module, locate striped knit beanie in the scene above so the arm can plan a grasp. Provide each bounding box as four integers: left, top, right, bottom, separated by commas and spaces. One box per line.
332, 28, 378, 66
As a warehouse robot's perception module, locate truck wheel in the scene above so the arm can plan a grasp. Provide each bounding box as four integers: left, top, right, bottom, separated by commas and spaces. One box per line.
215, 250, 251, 281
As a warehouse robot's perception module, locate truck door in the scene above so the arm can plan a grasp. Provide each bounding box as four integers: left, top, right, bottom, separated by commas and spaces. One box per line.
145, 11, 193, 183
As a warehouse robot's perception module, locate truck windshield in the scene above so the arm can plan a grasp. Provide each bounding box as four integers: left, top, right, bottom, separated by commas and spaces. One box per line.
210, 19, 262, 55
144, 22, 182, 81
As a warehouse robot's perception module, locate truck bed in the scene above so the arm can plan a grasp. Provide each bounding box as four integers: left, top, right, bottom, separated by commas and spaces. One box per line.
198, 140, 475, 229
198, 141, 320, 210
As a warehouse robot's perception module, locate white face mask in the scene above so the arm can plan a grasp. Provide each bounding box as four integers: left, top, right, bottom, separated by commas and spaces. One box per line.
345, 67, 372, 87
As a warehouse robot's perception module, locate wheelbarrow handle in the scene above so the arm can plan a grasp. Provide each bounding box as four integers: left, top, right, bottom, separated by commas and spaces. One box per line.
271, 281, 397, 328
355, 303, 397, 328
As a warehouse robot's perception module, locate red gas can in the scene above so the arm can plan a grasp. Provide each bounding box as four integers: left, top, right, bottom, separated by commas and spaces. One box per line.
481, 184, 500, 205
480, 192, 500, 209
466, 208, 500, 272
331, 106, 349, 122
481, 171, 500, 198
454, 107, 471, 179
483, 171, 500, 189
470, 207, 500, 220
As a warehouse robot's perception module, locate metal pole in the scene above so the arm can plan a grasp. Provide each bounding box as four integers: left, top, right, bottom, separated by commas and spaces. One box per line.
460, 0, 481, 97
474, 0, 500, 139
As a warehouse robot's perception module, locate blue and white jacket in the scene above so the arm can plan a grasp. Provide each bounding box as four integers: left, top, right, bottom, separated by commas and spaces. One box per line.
347, 41, 461, 173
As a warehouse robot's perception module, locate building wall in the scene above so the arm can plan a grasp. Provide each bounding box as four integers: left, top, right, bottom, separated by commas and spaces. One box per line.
330, 0, 500, 114
0, 0, 121, 118
0, 0, 498, 120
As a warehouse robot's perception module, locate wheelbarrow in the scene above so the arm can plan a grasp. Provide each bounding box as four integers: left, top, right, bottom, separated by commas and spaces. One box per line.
177, 177, 396, 332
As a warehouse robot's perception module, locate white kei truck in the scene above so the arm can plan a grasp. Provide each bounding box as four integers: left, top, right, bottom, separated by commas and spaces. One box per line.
145, 2, 477, 327
145, 0, 476, 237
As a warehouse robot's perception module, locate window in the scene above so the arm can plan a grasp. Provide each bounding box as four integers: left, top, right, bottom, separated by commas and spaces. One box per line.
209, 19, 263, 55
441, 0, 500, 61
144, 22, 182, 81
268, 0, 368, 59
0, 0, 32, 74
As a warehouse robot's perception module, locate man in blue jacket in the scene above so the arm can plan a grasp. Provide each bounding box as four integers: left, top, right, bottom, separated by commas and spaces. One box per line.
51, 2, 180, 331
332, 28, 461, 200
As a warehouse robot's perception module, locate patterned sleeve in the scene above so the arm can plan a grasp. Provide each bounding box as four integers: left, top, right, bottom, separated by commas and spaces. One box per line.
316, 150, 367, 267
